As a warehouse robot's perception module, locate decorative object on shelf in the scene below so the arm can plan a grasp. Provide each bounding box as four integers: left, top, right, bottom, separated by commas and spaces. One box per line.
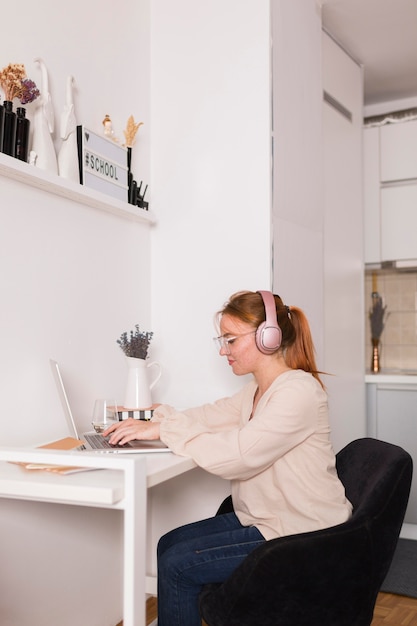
102, 114, 118, 142
117, 325, 161, 409
0, 63, 25, 101
15, 107, 30, 162
58, 75, 79, 182
0, 64, 21, 156
137, 181, 149, 210
371, 337, 381, 374
369, 274, 387, 373
0, 63, 39, 159
122, 114, 148, 209
0, 99, 3, 152
123, 115, 143, 148
31, 58, 58, 173
2, 100, 16, 157
77, 125, 128, 202
18, 77, 40, 105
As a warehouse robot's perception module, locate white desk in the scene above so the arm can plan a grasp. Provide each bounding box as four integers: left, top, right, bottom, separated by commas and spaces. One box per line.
0, 447, 197, 626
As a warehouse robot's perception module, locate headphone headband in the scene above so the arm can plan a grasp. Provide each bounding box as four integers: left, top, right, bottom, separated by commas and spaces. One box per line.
255, 290, 282, 353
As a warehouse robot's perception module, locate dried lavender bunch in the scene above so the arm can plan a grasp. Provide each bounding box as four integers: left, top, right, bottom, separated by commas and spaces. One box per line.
369, 294, 387, 340
117, 324, 153, 359
20, 78, 40, 104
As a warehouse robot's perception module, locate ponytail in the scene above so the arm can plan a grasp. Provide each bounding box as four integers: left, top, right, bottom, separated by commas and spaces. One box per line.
283, 307, 325, 389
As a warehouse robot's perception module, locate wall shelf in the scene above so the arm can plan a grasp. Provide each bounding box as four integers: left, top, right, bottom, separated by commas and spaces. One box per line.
0, 152, 156, 225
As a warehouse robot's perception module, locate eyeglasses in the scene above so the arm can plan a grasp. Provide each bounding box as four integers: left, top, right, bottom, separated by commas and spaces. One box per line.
213, 330, 256, 354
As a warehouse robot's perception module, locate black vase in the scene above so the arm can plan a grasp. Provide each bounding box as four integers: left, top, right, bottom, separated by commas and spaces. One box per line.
0, 102, 4, 153
15, 107, 30, 162
2, 100, 16, 157
127, 146, 132, 173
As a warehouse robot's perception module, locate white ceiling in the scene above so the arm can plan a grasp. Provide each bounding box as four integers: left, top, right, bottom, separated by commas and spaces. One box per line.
321, 0, 417, 107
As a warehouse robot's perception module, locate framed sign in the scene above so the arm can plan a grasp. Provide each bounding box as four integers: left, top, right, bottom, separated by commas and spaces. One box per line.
77, 126, 128, 202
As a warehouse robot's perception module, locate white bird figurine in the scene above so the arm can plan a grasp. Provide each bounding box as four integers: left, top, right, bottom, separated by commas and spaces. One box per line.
31, 57, 58, 173
58, 75, 79, 182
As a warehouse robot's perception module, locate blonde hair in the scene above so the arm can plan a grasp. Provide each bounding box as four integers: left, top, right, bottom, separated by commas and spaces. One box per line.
218, 290, 324, 389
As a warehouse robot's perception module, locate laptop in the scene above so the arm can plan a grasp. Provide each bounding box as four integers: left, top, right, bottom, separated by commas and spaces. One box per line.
50, 359, 170, 454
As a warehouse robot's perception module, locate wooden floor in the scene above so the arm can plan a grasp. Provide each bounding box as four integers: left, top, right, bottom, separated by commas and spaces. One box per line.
371, 592, 417, 625
133, 592, 417, 625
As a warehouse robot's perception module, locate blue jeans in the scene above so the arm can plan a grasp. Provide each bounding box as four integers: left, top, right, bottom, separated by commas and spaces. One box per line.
156, 512, 265, 626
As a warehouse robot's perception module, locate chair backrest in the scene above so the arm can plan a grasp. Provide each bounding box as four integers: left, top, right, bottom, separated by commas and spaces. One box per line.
336, 437, 413, 586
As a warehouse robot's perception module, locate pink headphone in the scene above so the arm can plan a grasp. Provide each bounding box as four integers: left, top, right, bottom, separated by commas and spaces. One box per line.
255, 290, 282, 354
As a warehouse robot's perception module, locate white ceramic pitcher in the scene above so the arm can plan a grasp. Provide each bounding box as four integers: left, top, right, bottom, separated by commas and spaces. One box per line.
123, 356, 162, 409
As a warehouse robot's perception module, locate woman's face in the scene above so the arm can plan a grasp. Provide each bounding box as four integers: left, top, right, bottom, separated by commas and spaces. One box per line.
218, 314, 262, 376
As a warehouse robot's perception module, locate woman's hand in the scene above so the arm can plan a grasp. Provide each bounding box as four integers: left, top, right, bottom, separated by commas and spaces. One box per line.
103, 418, 161, 446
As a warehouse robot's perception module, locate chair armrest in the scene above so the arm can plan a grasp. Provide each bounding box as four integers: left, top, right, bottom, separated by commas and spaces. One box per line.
216, 495, 234, 515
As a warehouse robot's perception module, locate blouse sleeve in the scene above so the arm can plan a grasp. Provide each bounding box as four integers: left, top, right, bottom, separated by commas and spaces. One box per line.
158, 373, 326, 481
153, 383, 250, 429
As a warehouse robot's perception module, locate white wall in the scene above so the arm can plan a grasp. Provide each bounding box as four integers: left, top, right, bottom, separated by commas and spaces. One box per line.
271, 0, 324, 359
364, 95, 417, 118
271, 6, 366, 451
322, 32, 366, 450
0, 177, 152, 445
150, 0, 272, 408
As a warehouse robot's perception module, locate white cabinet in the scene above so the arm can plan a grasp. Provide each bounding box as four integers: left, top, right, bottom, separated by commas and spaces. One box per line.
380, 119, 417, 182
364, 120, 417, 264
381, 183, 417, 261
367, 383, 417, 526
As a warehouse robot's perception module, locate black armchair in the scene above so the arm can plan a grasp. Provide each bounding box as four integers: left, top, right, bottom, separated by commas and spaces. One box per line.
199, 437, 413, 626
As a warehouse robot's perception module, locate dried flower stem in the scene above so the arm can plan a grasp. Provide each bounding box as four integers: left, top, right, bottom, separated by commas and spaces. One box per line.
123, 115, 144, 147
369, 293, 387, 340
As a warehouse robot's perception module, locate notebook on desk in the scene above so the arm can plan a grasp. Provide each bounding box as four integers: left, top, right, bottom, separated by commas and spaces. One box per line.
50, 359, 170, 454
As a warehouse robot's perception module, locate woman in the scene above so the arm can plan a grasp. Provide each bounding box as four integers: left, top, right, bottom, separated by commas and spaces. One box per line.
104, 290, 352, 626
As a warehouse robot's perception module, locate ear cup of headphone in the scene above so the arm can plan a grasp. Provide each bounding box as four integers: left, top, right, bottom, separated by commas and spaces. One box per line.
255, 321, 282, 353
255, 291, 282, 354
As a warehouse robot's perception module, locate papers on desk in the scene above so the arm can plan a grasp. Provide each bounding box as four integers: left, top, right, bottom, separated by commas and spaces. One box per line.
12, 437, 96, 475
18, 464, 96, 475
38, 437, 85, 450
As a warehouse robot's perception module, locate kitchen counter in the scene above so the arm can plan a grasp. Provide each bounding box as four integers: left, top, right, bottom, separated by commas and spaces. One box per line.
365, 371, 417, 384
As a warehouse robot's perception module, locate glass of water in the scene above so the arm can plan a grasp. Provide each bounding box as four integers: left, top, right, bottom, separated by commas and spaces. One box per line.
91, 399, 119, 433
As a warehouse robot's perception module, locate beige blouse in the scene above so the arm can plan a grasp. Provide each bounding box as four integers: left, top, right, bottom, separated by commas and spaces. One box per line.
153, 370, 352, 540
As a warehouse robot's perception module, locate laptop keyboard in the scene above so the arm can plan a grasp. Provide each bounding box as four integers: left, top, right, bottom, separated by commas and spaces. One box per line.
84, 433, 115, 449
